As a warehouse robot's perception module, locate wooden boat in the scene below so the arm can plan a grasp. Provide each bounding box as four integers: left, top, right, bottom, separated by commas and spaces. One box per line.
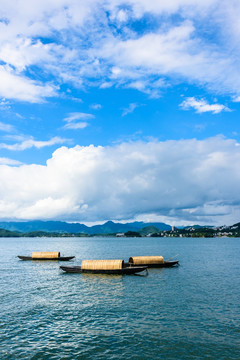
18, 251, 75, 261
60, 259, 148, 275
60, 265, 148, 275
128, 256, 179, 268
129, 260, 179, 268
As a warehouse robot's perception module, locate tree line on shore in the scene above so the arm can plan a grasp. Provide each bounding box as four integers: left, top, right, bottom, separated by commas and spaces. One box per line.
0, 222, 240, 237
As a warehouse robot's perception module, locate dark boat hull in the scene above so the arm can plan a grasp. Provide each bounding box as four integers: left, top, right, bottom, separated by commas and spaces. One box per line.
18, 256, 75, 261
128, 260, 179, 268
60, 265, 148, 275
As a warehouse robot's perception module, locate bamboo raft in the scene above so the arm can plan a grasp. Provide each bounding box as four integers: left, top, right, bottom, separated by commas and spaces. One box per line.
18, 251, 75, 261
60, 259, 148, 275
128, 256, 179, 268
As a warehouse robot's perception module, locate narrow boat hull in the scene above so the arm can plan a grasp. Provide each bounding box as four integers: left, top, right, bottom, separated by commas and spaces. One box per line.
60, 265, 148, 275
161, 260, 179, 267
18, 256, 75, 261
127, 260, 179, 268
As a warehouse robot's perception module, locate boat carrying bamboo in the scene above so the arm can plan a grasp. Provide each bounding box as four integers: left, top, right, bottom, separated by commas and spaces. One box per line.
128, 255, 179, 268
60, 259, 148, 275
18, 251, 75, 261
81, 259, 124, 270
129, 256, 164, 265
32, 251, 60, 259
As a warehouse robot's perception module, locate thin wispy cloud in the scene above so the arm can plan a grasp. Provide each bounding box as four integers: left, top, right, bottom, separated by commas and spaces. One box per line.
232, 96, 240, 103
0, 1, 240, 101
63, 112, 94, 131
3, 134, 28, 142
0, 98, 11, 111
0, 136, 68, 151
63, 112, 95, 123
0, 65, 57, 103
0, 157, 22, 166
63, 122, 89, 130
90, 104, 102, 110
122, 103, 140, 116
180, 97, 230, 114
0, 121, 15, 132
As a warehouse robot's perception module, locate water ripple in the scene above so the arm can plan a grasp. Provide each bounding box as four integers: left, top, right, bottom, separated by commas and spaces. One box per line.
0, 237, 240, 359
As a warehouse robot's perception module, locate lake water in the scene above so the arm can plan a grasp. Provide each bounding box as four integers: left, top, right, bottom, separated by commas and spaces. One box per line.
0, 236, 239, 359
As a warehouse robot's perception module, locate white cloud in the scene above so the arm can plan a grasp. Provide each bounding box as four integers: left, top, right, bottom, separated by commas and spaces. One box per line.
111, 0, 217, 17
0, 65, 57, 102
0, 98, 11, 110
64, 112, 95, 122
180, 97, 230, 114
96, 21, 240, 95
122, 103, 139, 116
0, 121, 15, 132
90, 103, 102, 110
232, 96, 240, 103
0, 38, 53, 72
0, 0, 240, 101
0, 157, 22, 165
63, 112, 94, 130
0, 136, 67, 151
100, 82, 113, 89
0, 137, 240, 225
63, 122, 89, 130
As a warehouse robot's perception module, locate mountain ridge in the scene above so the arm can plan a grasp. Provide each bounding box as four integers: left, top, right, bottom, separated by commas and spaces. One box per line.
0, 220, 171, 234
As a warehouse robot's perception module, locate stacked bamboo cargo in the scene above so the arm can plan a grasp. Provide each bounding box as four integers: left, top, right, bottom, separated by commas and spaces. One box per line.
81, 259, 124, 270
129, 256, 164, 265
32, 251, 60, 259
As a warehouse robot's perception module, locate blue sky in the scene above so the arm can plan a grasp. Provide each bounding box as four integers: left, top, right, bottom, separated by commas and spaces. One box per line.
0, 0, 240, 226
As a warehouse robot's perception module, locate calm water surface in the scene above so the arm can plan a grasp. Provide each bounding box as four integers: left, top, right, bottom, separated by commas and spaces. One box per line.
0, 237, 239, 359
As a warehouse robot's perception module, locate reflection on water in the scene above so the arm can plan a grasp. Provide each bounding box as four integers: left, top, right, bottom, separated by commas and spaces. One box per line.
0, 237, 240, 359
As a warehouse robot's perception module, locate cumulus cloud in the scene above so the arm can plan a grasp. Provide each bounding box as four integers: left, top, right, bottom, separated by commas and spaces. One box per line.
180, 97, 230, 114
0, 137, 240, 225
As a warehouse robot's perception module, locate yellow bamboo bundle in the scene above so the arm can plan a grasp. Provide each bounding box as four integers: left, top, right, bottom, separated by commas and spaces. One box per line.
129, 256, 164, 265
32, 251, 60, 259
81, 259, 124, 270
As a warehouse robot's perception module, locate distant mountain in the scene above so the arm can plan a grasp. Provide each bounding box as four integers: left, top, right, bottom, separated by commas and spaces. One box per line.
183, 225, 214, 230
0, 220, 89, 234
0, 220, 239, 237
88, 221, 171, 234
0, 228, 22, 237
0, 220, 171, 235
132, 222, 171, 231
229, 222, 240, 230
139, 226, 160, 236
